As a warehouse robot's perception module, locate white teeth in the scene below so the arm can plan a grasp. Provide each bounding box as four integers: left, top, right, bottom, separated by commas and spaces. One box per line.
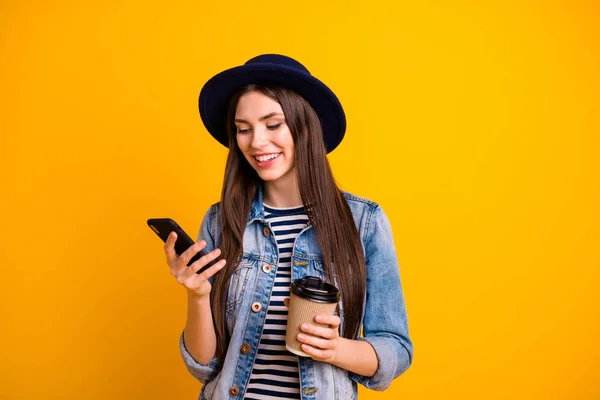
255, 154, 279, 162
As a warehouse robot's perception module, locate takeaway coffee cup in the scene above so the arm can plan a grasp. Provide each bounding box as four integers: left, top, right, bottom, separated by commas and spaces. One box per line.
285, 276, 340, 357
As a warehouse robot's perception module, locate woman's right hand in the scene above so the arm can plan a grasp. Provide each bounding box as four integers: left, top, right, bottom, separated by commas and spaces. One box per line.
164, 232, 226, 299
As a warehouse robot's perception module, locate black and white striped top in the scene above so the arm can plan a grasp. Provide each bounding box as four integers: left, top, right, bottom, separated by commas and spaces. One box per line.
244, 204, 309, 400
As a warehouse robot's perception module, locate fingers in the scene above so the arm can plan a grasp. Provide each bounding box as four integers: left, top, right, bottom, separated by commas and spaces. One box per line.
298, 343, 336, 361
296, 319, 340, 361
185, 247, 224, 277
163, 233, 225, 297
164, 231, 179, 266
315, 314, 341, 328
177, 240, 208, 267
182, 247, 220, 276
175, 256, 226, 284
300, 319, 339, 340
283, 298, 289, 308
195, 258, 227, 281
297, 331, 336, 350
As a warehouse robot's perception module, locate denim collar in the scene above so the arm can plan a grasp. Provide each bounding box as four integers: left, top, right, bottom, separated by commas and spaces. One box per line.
247, 185, 266, 223
246, 185, 310, 226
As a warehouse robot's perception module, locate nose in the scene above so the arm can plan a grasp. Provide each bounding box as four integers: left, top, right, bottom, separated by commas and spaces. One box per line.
250, 125, 269, 148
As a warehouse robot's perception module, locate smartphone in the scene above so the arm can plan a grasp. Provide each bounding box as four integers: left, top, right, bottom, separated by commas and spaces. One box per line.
147, 218, 217, 274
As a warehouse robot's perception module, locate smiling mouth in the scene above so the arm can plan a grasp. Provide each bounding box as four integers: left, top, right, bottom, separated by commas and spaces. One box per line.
253, 153, 281, 162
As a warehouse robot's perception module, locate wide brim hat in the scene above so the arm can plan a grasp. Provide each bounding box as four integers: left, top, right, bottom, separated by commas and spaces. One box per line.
198, 54, 346, 153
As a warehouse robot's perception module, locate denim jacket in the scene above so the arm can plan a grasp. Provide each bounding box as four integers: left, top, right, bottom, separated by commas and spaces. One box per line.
179, 187, 413, 399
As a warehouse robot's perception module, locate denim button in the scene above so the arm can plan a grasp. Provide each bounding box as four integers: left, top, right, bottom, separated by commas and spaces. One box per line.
229, 385, 239, 396
251, 302, 262, 312
262, 264, 272, 274
240, 343, 251, 354
263, 226, 270, 237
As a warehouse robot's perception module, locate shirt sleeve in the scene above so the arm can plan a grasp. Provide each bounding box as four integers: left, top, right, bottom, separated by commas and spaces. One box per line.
178, 205, 220, 384
348, 205, 414, 390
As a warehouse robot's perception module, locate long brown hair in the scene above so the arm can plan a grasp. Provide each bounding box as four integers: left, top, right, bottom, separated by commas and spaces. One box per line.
210, 84, 367, 365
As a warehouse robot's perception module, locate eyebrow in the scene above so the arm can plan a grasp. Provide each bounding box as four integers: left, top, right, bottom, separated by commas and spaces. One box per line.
234, 112, 283, 123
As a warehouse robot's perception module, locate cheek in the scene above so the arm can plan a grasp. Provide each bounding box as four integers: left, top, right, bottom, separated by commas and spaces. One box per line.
236, 135, 249, 151
279, 129, 295, 152
287, 136, 295, 159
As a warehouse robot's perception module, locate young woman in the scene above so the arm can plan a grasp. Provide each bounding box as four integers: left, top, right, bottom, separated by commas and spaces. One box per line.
163, 54, 413, 399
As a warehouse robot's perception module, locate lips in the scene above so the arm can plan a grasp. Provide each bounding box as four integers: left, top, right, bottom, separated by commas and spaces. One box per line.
253, 153, 281, 167
253, 153, 281, 162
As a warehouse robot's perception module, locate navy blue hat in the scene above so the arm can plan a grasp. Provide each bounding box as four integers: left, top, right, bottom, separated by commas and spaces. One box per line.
198, 54, 346, 153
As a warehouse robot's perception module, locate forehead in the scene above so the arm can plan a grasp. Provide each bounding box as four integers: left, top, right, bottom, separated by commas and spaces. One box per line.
235, 91, 283, 119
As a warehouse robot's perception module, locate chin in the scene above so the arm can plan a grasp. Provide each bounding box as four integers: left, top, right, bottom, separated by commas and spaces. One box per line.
258, 172, 284, 182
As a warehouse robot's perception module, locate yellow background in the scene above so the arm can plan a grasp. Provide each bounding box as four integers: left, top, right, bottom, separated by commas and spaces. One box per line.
1, 1, 599, 399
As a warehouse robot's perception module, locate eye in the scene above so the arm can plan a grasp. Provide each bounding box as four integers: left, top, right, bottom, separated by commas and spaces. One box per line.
267, 123, 282, 130
237, 127, 250, 134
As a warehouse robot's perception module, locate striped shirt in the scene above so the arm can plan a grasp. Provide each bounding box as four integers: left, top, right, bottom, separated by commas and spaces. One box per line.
244, 204, 309, 400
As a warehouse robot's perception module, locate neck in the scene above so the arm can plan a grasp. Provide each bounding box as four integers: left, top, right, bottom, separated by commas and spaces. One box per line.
262, 171, 302, 208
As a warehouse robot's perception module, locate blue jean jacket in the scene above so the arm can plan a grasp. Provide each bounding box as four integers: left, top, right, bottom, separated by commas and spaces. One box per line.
179, 187, 413, 399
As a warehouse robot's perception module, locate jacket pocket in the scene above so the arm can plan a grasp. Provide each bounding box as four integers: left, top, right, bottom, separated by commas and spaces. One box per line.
310, 259, 340, 284
226, 261, 253, 310
309, 259, 326, 279
225, 260, 254, 332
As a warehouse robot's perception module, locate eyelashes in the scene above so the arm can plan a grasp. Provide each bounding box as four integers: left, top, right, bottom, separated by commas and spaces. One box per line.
237, 123, 283, 134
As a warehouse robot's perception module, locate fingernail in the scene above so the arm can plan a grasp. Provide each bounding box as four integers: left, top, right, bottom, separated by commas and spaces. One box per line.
297, 334, 305, 341
301, 323, 309, 330
315, 315, 323, 322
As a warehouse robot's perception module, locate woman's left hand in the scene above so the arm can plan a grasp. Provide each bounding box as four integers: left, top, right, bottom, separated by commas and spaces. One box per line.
296, 314, 341, 363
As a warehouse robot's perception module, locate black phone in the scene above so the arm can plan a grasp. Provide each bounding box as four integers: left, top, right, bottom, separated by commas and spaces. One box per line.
147, 218, 216, 274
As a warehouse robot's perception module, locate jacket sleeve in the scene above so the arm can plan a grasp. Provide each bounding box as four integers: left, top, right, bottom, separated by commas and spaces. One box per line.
178, 204, 220, 384
348, 205, 414, 390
